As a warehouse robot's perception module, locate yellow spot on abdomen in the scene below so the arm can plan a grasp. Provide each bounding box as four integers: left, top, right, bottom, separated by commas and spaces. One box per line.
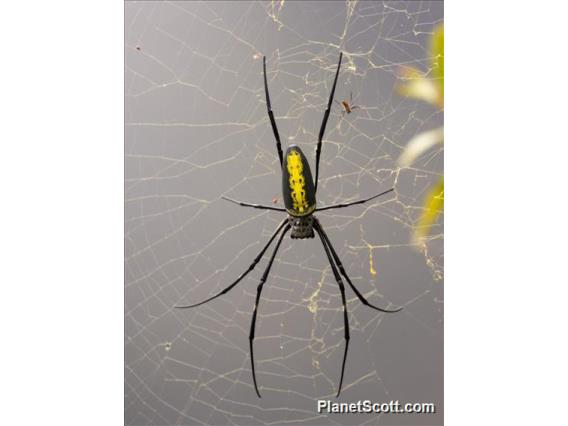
287, 150, 308, 213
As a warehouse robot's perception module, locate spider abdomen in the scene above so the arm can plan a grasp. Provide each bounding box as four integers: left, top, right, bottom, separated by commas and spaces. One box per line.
282, 145, 316, 217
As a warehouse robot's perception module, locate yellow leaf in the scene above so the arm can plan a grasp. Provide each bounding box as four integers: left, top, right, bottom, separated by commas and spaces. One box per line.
430, 24, 444, 105
396, 66, 440, 106
414, 177, 444, 243
396, 24, 444, 109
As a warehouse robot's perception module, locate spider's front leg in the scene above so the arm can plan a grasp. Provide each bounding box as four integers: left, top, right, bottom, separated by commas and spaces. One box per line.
315, 52, 343, 193
263, 56, 284, 166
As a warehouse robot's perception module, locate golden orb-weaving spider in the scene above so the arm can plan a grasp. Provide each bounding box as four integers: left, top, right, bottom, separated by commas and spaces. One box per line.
176, 52, 401, 398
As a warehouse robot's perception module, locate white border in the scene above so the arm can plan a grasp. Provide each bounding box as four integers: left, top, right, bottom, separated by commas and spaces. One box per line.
2, 1, 568, 424
1, 1, 123, 424
447, 1, 568, 424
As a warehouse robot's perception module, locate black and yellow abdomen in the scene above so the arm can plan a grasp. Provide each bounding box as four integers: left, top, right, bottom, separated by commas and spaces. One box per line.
282, 145, 316, 217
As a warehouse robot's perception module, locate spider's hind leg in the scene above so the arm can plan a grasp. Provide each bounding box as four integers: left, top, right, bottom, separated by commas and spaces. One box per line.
175, 218, 288, 309
249, 223, 291, 397
313, 218, 402, 313
313, 220, 350, 397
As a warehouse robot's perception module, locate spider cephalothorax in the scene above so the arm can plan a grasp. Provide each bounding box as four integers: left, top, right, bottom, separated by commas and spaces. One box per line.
176, 52, 401, 398
288, 215, 314, 239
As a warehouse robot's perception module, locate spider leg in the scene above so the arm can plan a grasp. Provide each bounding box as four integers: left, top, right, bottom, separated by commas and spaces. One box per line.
174, 219, 288, 309
315, 52, 343, 194
316, 188, 394, 212
249, 223, 290, 397
314, 223, 350, 397
263, 56, 284, 167
222, 196, 286, 212
314, 218, 402, 313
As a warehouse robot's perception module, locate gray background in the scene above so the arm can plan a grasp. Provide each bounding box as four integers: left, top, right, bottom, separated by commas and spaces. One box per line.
125, 1, 443, 425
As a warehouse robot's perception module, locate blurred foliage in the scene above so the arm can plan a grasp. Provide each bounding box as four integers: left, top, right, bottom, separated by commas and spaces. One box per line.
414, 177, 444, 242
396, 24, 444, 245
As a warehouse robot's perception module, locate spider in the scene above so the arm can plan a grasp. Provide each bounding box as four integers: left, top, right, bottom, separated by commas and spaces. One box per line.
335, 91, 360, 118
176, 52, 401, 398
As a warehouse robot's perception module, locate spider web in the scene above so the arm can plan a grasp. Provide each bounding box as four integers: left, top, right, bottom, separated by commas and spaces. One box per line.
125, 2, 443, 425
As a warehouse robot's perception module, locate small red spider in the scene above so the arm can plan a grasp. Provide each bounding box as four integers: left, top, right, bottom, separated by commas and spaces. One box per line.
335, 92, 360, 118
